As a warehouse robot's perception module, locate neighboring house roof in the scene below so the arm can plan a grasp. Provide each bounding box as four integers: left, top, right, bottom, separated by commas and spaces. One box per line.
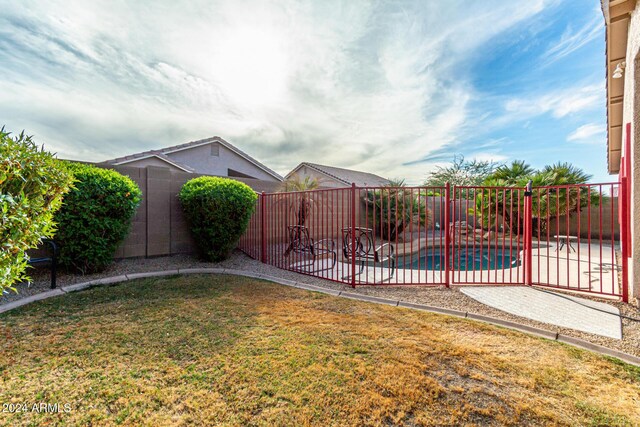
600, 0, 636, 174
101, 136, 283, 181
105, 152, 196, 173
286, 162, 390, 187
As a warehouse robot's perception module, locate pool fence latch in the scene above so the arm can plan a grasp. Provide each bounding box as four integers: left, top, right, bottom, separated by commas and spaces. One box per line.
524, 179, 533, 197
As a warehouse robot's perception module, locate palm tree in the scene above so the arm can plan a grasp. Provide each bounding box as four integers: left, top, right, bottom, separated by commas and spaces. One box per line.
488, 160, 535, 184
279, 175, 320, 193
278, 174, 321, 257
472, 161, 598, 236
531, 162, 598, 236
363, 179, 430, 241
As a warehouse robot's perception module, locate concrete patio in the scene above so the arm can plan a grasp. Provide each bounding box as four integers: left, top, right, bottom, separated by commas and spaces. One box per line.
460, 286, 622, 339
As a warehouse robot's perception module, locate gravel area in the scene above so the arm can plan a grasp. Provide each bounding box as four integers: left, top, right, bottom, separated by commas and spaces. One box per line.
3, 250, 640, 357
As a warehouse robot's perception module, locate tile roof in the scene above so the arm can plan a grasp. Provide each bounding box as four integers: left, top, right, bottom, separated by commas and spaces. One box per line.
287, 162, 390, 187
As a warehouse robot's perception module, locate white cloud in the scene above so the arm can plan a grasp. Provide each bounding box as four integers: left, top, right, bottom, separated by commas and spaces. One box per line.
504, 83, 603, 119
0, 0, 556, 181
471, 152, 509, 163
567, 123, 606, 143
542, 14, 602, 64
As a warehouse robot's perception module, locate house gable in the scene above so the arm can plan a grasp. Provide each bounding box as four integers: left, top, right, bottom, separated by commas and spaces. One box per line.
287, 164, 346, 188
115, 154, 193, 172
101, 136, 283, 181
166, 141, 277, 181
286, 162, 390, 188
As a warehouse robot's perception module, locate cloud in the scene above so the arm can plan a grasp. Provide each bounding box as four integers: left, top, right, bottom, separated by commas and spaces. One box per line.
567, 123, 606, 143
542, 14, 603, 64
473, 152, 509, 163
504, 82, 603, 120
0, 0, 557, 183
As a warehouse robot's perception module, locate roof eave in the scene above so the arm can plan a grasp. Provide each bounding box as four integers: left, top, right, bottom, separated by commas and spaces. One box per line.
103, 136, 284, 181
113, 154, 193, 173
602, 0, 636, 174
214, 137, 284, 181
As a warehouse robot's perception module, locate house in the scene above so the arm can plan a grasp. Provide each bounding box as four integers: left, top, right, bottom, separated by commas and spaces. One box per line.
286, 162, 390, 188
601, 0, 639, 303
101, 136, 283, 182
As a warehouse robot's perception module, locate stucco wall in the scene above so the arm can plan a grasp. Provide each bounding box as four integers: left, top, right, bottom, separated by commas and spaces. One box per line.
167, 142, 280, 182
623, 7, 640, 301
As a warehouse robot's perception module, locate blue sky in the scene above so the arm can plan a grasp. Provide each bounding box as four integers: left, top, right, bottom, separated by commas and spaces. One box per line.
0, 0, 611, 184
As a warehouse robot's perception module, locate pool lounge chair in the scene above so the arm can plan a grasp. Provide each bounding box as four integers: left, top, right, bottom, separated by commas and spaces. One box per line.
285, 225, 337, 272
341, 227, 395, 282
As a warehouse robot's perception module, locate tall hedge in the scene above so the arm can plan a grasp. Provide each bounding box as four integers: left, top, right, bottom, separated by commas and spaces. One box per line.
0, 128, 74, 292
179, 177, 257, 261
54, 162, 141, 274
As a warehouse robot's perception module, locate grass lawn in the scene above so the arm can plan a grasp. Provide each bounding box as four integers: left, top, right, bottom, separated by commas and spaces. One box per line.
1, 275, 639, 426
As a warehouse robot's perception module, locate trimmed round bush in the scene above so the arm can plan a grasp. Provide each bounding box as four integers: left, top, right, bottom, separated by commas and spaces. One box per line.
0, 128, 74, 292
54, 162, 141, 274
179, 177, 257, 261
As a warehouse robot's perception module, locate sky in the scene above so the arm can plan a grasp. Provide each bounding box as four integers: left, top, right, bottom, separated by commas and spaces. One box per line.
0, 0, 612, 184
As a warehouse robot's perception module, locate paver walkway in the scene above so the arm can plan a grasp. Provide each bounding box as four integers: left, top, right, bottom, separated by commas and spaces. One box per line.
460, 286, 622, 339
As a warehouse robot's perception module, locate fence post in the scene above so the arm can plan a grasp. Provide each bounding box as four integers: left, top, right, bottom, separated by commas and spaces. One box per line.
524, 180, 533, 285
351, 183, 357, 288
260, 192, 266, 264
444, 183, 451, 287
621, 177, 629, 303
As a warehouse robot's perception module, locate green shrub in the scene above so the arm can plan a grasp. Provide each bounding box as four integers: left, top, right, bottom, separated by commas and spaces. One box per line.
0, 128, 74, 292
179, 177, 257, 261
54, 162, 141, 274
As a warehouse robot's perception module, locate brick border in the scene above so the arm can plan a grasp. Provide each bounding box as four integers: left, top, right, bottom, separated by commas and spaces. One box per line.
2, 269, 639, 367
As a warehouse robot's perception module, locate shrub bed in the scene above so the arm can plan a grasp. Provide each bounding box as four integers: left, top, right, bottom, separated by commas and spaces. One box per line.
179, 177, 257, 261
54, 162, 141, 274
0, 128, 74, 291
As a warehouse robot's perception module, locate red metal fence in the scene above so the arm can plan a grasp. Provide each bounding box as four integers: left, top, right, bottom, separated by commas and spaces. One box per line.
237, 182, 627, 301
529, 183, 623, 299
451, 186, 526, 285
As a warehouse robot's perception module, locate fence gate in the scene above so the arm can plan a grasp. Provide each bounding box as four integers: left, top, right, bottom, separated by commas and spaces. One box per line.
449, 183, 624, 299
528, 183, 623, 298
450, 186, 526, 285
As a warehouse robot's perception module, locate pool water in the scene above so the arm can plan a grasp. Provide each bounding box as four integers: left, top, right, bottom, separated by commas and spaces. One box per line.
397, 248, 520, 271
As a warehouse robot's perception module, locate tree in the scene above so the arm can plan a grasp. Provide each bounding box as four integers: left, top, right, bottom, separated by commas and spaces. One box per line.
472, 161, 598, 236
540, 162, 592, 186
424, 155, 501, 187
363, 179, 430, 241
278, 174, 320, 228
279, 174, 321, 257
488, 160, 534, 184
279, 175, 320, 193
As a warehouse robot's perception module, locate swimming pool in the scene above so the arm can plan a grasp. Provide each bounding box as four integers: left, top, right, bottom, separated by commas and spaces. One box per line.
396, 247, 520, 271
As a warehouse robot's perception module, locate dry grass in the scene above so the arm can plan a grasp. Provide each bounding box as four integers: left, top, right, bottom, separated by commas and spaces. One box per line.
0, 274, 639, 426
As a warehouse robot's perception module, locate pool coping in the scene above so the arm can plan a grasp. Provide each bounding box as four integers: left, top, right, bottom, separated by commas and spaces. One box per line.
1, 268, 639, 367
